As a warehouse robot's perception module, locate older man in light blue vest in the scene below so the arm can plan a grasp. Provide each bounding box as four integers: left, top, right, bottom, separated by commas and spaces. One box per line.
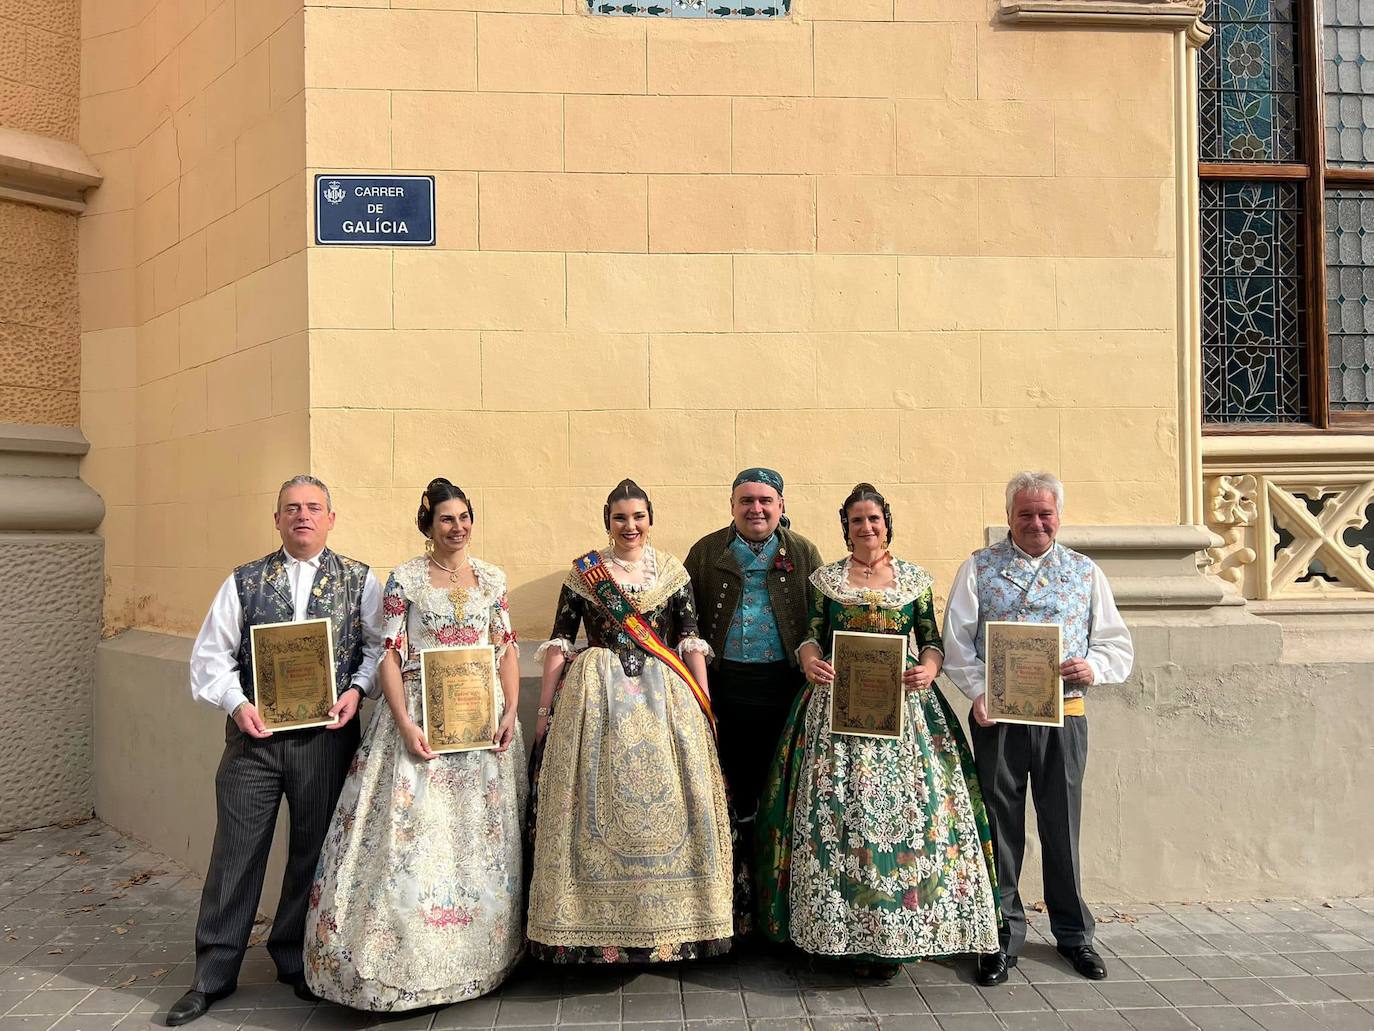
943, 472, 1133, 987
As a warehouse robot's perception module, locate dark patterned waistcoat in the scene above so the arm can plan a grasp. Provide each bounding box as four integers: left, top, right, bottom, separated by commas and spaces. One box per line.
232, 548, 371, 704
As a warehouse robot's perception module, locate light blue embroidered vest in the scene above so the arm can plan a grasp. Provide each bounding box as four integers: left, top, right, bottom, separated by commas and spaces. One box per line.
232, 548, 371, 705
973, 536, 1095, 699
723, 534, 785, 663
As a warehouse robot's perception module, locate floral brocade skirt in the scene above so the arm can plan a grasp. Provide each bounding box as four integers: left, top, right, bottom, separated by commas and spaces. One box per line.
304, 676, 527, 1010
526, 647, 734, 963
755, 680, 1000, 962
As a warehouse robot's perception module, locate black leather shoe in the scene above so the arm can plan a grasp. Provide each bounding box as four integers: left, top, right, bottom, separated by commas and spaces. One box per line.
166, 988, 232, 1026
1057, 944, 1107, 980
278, 974, 319, 1003
976, 950, 1016, 986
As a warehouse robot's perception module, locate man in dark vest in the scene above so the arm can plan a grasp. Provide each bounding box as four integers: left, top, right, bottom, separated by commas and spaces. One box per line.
684, 468, 823, 916
167, 475, 383, 1025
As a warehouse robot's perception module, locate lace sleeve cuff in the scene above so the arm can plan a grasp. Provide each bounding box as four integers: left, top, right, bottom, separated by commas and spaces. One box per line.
678, 637, 714, 660
795, 637, 821, 665
534, 638, 575, 662
917, 644, 944, 659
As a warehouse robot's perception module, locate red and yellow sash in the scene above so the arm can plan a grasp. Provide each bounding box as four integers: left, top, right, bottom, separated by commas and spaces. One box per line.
573, 550, 716, 735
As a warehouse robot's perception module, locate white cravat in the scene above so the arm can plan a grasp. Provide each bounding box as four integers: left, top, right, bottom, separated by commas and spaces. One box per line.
190, 548, 385, 715
940, 540, 1135, 701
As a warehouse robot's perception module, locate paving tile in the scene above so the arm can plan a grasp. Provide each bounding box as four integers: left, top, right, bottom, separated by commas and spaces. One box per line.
248, 1008, 318, 1030
860, 986, 928, 1015
1177, 955, 1251, 980
749, 1019, 815, 1030
48, 1016, 135, 1031
1174, 1006, 1262, 1029
686, 1021, 747, 1031
1339, 951, 1374, 973
1313, 934, 1374, 952
1092, 982, 1169, 1010
803, 988, 868, 1016
1299, 1000, 1374, 1029
682, 991, 745, 1021
1210, 979, 1289, 1006
1121, 958, 1192, 981
1097, 935, 1165, 959
1283, 953, 1362, 977
1114, 1009, 1194, 1030
916, 986, 989, 1014
1205, 935, 1273, 956
742, 990, 804, 1018
494, 996, 561, 1026
1237, 1004, 1326, 1030
10, 987, 95, 1014
1146, 979, 1229, 1007
1059, 1012, 1133, 1031
810, 1018, 881, 1030
905, 963, 969, 988
1320, 973, 1374, 1002
978, 984, 1052, 1012
998, 1014, 1070, 1030
931, 1015, 1001, 1031
1233, 955, 1306, 978
1132, 934, 1220, 962
1035, 982, 1110, 1010
874, 1016, 939, 1031
72, 987, 141, 1014
623, 971, 684, 994
1017, 958, 1082, 985
1263, 976, 1352, 1004
431, 994, 500, 1028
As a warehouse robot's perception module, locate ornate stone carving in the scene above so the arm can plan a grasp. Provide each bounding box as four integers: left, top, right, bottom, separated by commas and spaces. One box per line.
1204, 474, 1258, 591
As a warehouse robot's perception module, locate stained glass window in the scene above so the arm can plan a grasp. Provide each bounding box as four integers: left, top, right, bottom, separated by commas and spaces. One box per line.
1201, 181, 1309, 422
589, 0, 787, 15
1200, 0, 1301, 162
1324, 0, 1374, 164
1325, 188, 1374, 409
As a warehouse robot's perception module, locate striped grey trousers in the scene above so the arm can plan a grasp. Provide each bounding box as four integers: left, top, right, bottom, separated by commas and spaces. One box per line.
190, 719, 359, 994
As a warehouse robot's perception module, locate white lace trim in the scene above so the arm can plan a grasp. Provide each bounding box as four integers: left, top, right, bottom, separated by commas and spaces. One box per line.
678, 637, 714, 660
808, 557, 934, 608
534, 638, 576, 662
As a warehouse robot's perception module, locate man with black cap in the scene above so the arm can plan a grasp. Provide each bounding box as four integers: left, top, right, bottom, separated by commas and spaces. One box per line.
685, 468, 824, 918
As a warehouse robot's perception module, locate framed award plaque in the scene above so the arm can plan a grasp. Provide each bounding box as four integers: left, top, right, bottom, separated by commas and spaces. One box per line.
419, 645, 500, 753
249, 618, 338, 732
829, 630, 906, 739
985, 621, 1063, 727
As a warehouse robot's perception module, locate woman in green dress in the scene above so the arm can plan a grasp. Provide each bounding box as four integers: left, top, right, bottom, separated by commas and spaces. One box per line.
756, 483, 999, 978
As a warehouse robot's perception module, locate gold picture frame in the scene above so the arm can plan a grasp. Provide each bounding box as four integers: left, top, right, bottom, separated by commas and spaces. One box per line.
419, 645, 500, 754
249, 618, 338, 732
829, 630, 906, 739
985, 621, 1063, 727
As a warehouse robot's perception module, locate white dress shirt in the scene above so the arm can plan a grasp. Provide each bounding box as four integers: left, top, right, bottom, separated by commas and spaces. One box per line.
942, 540, 1134, 701
190, 548, 385, 715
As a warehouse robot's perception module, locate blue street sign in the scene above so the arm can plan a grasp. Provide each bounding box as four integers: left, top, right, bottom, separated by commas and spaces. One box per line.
315, 175, 436, 246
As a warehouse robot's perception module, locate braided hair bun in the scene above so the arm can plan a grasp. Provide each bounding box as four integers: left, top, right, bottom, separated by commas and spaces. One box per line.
839, 482, 893, 546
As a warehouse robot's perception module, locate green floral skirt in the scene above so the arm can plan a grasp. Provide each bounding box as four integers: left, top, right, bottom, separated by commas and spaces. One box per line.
755, 682, 1001, 962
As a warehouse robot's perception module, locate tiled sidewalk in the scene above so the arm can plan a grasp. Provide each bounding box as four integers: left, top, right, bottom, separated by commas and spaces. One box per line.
1, 821, 1371, 1031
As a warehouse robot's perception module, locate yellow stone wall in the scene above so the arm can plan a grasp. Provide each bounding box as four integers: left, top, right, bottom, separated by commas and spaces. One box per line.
78, 0, 311, 634
0, 2, 81, 425
303, 3, 1184, 638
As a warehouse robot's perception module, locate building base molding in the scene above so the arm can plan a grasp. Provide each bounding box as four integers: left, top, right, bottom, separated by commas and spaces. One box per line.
997, 0, 1211, 45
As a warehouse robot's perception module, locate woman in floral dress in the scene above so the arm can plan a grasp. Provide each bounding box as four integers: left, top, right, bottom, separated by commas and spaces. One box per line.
305, 478, 525, 1010
756, 483, 999, 978
526, 479, 734, 964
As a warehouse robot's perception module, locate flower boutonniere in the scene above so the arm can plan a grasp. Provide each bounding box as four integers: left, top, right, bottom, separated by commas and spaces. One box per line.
774, 547, 794, 575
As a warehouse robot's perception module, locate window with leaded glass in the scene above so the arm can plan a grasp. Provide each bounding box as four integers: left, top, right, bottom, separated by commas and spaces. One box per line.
1199, 0, 1374, 427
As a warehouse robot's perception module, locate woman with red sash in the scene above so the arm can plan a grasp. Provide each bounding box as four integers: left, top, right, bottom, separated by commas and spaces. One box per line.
527, 479, 734, 963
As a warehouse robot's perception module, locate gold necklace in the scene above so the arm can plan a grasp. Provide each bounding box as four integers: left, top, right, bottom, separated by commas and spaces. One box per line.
429, 553, 470, 585
429, 554, 472, 614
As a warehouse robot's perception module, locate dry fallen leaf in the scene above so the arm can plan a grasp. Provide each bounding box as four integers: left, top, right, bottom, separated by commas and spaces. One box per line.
115, 975, 138, 989
1119, 913, 1138, 924
1032, 900, 1047, 913
46, 949, 63, 956
112, 927, 128, 936
59, 850, 85, 858
112, 870, 166, 891
4, 935, 15, 942
150, 968, 168, 978
79, 886, 94, 895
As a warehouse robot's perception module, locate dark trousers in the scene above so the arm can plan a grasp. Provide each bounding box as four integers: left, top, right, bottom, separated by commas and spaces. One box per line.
713, 660, 802, 833
969, 716, 1093, 957
191, 719, 358, 994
